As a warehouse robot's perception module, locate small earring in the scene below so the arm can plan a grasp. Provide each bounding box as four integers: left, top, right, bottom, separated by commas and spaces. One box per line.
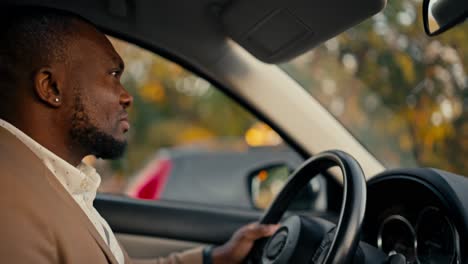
54, 98, 60, 102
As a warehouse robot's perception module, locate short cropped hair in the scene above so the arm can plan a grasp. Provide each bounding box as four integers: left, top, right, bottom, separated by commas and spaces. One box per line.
0, 5, 89, 94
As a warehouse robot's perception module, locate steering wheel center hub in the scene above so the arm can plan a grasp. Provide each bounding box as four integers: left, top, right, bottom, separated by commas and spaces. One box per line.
266, 230, 288, 259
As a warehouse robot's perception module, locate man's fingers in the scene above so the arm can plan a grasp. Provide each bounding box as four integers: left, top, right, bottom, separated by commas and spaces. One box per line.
212, 223, 281, 263
240, 223, 280, 240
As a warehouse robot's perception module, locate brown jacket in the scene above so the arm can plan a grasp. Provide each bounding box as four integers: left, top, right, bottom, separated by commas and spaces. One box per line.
0, 127, 202, 264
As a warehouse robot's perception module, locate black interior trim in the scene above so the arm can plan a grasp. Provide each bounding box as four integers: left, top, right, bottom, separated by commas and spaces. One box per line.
95, 194, 340, 244
95, 194, 262, 244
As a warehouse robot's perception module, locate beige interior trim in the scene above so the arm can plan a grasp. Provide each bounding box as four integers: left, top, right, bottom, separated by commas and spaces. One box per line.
117, 233, 206, 259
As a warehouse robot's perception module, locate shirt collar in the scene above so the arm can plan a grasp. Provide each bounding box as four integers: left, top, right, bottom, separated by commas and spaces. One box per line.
0, 119, 101, 198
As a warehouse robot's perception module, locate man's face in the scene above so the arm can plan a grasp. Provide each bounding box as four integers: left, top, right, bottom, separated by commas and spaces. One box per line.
64, 21, 133, 159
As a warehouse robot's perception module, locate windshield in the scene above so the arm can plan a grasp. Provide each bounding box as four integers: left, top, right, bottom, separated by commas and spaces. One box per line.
282, 0, 468, 174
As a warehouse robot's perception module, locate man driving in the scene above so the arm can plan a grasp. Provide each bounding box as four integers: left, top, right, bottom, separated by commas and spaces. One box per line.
0, 5, 277, 264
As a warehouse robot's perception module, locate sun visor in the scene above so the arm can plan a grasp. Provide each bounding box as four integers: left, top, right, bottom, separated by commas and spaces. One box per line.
221, 0, 386, 63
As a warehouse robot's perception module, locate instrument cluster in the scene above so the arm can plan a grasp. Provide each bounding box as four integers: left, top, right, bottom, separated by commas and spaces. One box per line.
376, 207, 459, 263
363, 176, 462, 264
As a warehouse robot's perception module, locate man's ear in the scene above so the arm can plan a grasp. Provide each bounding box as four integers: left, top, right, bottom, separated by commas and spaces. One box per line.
33, 67, 63, 107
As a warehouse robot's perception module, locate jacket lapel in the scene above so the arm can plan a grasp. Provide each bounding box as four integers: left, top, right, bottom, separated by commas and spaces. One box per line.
0, 127, 119, 264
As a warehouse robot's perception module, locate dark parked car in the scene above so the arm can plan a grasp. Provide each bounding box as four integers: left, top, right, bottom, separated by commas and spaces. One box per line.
127, 145, 327, 211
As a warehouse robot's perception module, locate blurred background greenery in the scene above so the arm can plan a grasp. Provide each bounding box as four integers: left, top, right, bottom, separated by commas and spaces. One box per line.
282, 0, 467, 173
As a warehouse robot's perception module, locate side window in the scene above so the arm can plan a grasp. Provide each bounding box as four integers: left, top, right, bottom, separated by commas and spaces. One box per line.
91, 37, 307, 210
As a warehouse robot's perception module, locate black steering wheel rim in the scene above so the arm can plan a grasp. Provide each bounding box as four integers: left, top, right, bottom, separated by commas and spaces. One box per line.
249, 150, 367, 264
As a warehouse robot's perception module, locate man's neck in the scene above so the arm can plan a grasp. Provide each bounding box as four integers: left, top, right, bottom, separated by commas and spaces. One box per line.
1, 116, 84, 166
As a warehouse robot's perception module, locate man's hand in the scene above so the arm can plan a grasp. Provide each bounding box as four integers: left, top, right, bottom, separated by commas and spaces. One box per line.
211, 222, 279, 264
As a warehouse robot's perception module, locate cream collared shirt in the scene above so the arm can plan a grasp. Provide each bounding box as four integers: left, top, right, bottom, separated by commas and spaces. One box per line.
0, 119, 125, 264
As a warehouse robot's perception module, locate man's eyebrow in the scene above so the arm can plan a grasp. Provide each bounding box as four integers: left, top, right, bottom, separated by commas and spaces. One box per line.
111, 55, 125, 70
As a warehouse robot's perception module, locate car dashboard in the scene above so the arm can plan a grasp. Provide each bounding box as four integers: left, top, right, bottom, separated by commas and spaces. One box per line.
362, 168, 468, 263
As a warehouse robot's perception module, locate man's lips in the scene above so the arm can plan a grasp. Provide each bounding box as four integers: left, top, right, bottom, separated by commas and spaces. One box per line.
120, 113, 130, 131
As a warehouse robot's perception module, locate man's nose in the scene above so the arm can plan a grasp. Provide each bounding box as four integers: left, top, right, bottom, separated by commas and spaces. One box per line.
120, 87, 133, 109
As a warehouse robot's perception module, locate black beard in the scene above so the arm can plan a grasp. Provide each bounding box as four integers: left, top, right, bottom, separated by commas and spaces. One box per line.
70, 96, 127, 160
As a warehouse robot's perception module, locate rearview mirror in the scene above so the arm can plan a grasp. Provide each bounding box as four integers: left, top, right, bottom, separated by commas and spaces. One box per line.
423, 0, 467, 36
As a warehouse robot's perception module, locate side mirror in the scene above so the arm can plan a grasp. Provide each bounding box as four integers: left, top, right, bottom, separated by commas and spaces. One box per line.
248, 163, 324, 211
423, 0, 467, 36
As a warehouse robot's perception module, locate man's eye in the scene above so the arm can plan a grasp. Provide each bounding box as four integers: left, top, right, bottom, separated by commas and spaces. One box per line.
111, 71, 120, 77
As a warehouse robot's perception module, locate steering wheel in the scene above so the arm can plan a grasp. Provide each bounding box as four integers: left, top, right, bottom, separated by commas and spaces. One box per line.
247, 150, 367, 264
